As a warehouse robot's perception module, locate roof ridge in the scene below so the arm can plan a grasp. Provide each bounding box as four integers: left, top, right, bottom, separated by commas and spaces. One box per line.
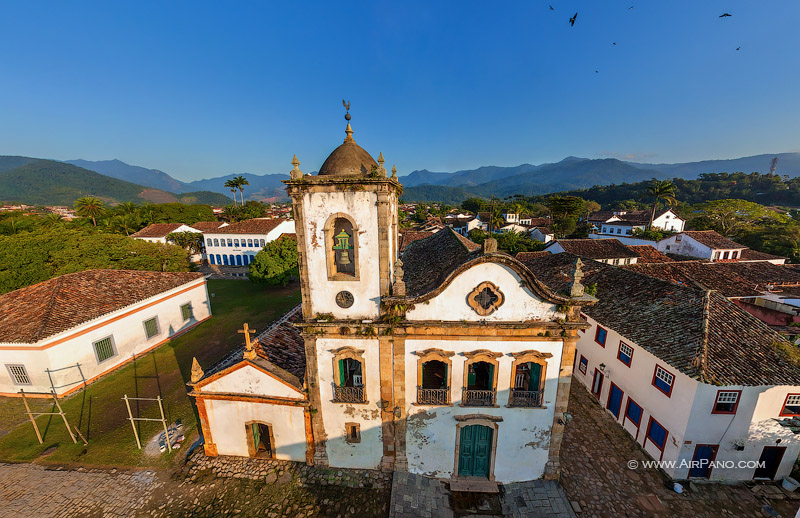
697, 290, 712, 383
32, 275, 65, 342
255, 304, 302, 343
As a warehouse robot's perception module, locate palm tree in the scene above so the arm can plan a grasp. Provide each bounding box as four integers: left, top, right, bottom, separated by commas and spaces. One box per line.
118, 201, 138, 215
645, 179, 678, 230
224, 179, 239, 207
233, 175, 249, 205
74, 196, 105, 227
42, 213, 64, 227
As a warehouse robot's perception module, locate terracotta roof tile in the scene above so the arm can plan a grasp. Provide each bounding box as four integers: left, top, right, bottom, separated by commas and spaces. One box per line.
739, 248, 787, 262
548, 239, 639, 259
131, 223, 185, 238
399, 230, 435, 251
515, 251, 552, 262
525, 253, 800, 386
204, 218, 290, 235
626, 245, 673, 264
0, 270, 204, 343
401, 228, 481, 297
681, 230, 745, 250
190, 221, 226, 232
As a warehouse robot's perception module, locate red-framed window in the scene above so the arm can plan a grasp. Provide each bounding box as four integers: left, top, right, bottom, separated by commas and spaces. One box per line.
624, 398, 643, 427
712, 390, 741, 415
617, 341, 633, 367
652, 365, 675, 397
578, 355, 588, 375
780, 394, 800, 417
579, 313, 588, 333
646, 417, 668, 451
594, 326, 607, 347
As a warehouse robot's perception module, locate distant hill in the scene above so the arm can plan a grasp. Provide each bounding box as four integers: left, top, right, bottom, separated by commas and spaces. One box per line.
627, 153, 800, 179
66, 159, 187, 193
0, 157, 232, 206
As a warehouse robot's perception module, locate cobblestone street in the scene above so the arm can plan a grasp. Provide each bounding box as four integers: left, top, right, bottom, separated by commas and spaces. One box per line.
561, 380, 800, 517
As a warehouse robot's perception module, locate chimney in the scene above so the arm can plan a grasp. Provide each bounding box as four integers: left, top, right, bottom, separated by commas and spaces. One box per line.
483, 238, 498, 254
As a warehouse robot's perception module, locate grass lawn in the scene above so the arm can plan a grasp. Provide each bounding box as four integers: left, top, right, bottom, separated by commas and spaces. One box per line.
0, 280, 301, 468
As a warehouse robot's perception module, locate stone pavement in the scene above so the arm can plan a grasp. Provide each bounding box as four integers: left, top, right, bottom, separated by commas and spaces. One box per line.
561, 380, 800, 518
389, 471, 576, 518
0, 462, 162, 517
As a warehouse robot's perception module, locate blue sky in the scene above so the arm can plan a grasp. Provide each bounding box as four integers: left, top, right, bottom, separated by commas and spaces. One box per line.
1, 1, 799, 181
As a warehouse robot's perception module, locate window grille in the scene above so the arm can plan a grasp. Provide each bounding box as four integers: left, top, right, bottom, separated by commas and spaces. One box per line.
144, 317, 159, 339
94, 337, 116, 363
6, 364, 31, 385
181, 303, 193, 321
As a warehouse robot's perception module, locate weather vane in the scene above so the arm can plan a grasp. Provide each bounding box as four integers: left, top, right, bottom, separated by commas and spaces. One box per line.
342, 99, 351, 121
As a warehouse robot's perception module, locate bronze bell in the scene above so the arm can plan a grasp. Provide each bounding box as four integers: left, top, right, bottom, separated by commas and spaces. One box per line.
338, 249, 351, 265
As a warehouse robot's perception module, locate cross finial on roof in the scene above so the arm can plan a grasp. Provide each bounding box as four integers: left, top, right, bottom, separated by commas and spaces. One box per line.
238, 323, 258, 360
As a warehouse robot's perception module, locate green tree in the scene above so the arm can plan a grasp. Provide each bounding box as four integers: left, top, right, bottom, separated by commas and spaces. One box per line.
224, 179, 239, 207
644, 179, 677, 230
166, 231, 205, 255
546, 195, 585, 238
699, 199, 779, 236
248, 236, 298, 286
74, 196, 105, 226
461, 197, 485, 213
232, 175, 249, 205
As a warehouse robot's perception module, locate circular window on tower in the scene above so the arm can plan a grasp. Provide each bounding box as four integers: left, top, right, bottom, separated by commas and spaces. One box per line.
335, 291, 355, 309
467, 281, 505, 316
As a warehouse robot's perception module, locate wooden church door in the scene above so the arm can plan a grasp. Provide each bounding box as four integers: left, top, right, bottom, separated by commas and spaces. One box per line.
458, 425, 493, 478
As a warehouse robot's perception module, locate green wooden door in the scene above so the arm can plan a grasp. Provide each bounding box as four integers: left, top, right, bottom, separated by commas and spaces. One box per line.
458, 425, 493, 478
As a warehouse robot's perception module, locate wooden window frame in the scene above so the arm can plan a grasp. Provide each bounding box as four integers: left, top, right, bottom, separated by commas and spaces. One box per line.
181, 303, 194, 321
712, 389, 741, 415
331, 346, 367, 404
143, 316, 160, 340
780, 393, 800, 417
652, 364, 675, 397
645, 416, 668, 452
324, 213, 360, 281
594, 326, 607, 347
244, 420, 275, 458
414, 348, 454, 406
617, 341, 633, 367
452, 415, 501, 482
606, 382, 624, 419
462, 350, 501, 392
507, 350, 552, 408
623, 397, 643, 429
345, 422, 361, 443
578, 355, 588, 375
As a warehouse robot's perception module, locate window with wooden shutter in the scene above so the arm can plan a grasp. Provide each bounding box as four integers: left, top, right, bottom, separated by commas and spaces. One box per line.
181, 303, 193, 321
143, 317, 159, 339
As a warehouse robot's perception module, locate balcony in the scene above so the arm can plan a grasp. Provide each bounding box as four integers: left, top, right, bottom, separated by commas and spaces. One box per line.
508, 389, 543, 408
417, 387, 450, 405
462, 389, 496, 407
333, 385, 365, 403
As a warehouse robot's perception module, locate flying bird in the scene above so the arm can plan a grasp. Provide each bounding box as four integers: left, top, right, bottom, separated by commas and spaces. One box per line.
549, 5, 554, 10
719, 13, 732, 17
613, 42, 617, 45
628, 6, 634, 9
736, 46, 741, 51
569, 12, 577, 26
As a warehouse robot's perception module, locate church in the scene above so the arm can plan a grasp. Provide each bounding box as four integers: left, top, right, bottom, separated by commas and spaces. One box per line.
189, 112, 595, 484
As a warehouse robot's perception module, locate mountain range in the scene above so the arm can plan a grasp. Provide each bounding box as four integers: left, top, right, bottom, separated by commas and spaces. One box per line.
4, 152, 799, 207
0, 157, 232, 206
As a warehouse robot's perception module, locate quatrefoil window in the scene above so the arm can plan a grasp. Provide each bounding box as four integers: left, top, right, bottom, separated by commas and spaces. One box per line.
467, 281, 505, 316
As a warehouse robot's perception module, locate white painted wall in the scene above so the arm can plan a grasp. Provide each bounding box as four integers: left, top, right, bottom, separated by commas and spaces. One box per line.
597, 223, 638, 237
203, 365, 304, 400
302, 191, 382, 319
205, 398, 307, 461
133, 224, 200, 244
0, 279, 210, 395
529, 228, 553, 243
315, 337, 383, 469
653, 211, 685, 232
657, 235, 713, 259
404, 263, 563, 323
204, 220, 296, 265
404, 338, 563, 482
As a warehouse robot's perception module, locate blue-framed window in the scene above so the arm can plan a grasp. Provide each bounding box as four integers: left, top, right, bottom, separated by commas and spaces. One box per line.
578, 356, 588, 375
209, 255, 216, 265
646, 417, 668, 450
618, 342, 633, 367
595, 326, 607, 347
625, 398, 643, 426
652, 365, 675, 397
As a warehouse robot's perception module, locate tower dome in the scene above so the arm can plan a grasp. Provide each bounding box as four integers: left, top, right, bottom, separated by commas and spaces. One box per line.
318, 120, 378, 177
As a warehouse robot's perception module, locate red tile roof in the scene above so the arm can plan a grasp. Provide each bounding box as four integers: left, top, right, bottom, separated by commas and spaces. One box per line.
548, 239, 639, 259
681, 230, 745, 250
190, 221, 226, 232
0, 270, 204, 343
131, 223, 185, 238
626, 245, 673, 263
515, 251, 552, 262
399, 230, 435, 251
204, 218, 290, 235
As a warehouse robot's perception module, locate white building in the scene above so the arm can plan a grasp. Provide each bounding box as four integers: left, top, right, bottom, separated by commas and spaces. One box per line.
524, 253, 800, 482
658, 230, 747, 262
204, 218, 296, 267
545, 238, 640, 265
530, 226, 554, 244
0, 270, 210, 397
131, 223, 203, 244
589, 209, 685, 237
190, 117, 596, 485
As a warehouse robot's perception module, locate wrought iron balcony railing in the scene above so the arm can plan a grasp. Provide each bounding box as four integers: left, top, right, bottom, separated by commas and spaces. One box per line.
462, 389, 496, 407
333, 385, 365, 403
508, 389, 544, 408
417, 387, 450, 405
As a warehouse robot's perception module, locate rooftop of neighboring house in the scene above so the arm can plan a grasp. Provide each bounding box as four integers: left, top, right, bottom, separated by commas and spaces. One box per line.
401, 227, 482, 297
399, 230, 435, 252
624, 260, 800, 298
203, 218, 290, 235
739, 248, 787, 262
679, 230, 746, 250
526, 217, 552, 227
195, 305, 306, 390
521, 253, 800, 386
626, 245, 673, 264
515, 251, 552, 262
190, 221, 227, 232
546, 238, 639, 259
0, 270, 204, 344
130, 223, 187, 238
588, 209, 676, 225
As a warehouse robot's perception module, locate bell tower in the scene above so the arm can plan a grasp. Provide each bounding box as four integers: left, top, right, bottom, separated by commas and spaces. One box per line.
284, 108, 402, 320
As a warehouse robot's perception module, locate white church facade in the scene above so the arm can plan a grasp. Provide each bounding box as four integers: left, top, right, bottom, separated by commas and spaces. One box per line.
189, 115, 596, 484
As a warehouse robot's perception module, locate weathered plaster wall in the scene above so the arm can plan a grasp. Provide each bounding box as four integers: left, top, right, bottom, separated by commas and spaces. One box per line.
203, 365, 303, 399
0, 280, 210, 395
302, 191, 381, 319
404, 338, 563, 483
405, 263, 562, 323
316, 337, 383, 469
205, 398, 307, 461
